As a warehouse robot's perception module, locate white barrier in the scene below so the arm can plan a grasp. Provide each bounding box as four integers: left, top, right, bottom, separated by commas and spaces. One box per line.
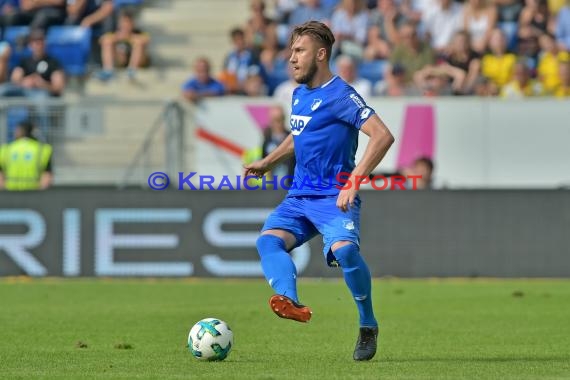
194, 97, 570, 189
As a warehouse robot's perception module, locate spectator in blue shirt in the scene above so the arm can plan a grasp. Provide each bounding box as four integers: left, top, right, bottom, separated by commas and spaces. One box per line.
219, 28, 262, 94
556, 3, 570, 51
182, 57, 225, 103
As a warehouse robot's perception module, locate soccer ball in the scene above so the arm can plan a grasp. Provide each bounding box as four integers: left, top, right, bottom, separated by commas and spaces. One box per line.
187, 318, 233, 361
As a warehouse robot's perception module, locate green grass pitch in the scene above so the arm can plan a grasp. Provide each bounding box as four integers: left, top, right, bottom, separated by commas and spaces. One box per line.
0, 278, 569, 379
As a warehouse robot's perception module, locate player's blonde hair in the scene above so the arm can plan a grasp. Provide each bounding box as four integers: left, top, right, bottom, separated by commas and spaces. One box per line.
289, 21, 335, 62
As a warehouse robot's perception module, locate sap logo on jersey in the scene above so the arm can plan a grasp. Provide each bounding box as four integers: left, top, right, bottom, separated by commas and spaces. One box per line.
290, 115, 312, 135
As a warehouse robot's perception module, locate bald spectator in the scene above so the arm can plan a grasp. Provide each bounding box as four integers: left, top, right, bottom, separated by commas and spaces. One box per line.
181, 57, 225, 103
335, 54, 373, 99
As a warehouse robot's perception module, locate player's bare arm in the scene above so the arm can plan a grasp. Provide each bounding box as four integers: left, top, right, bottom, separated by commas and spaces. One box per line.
337, 114, 395, 212
243, 134, 295, 178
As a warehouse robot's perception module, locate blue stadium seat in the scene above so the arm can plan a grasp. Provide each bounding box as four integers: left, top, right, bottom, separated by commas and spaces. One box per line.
499, 21, 518, 52
6, 106, 30, 142
46, 26, 92, 76
358, 60, 387, 85
3, 26, 32, 72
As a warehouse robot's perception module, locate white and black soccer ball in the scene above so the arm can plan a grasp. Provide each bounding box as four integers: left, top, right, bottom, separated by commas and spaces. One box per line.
187, 318, 233, 361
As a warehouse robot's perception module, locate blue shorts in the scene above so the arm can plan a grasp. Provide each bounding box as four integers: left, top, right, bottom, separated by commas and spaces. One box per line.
261, 195, 361, 266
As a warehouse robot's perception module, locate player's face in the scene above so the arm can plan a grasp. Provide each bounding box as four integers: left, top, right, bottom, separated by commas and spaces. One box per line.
289, 35, 320, 85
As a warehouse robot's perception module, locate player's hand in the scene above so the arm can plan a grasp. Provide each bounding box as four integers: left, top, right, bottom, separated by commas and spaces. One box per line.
243, 159, 270, 179
336, 187, 358, 212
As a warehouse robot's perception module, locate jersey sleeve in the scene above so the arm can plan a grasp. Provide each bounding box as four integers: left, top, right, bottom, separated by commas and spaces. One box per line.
332, 89, 376, 130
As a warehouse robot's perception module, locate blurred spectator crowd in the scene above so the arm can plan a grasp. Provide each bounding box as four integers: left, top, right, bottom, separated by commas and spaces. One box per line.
183, 0, 570, 102
0, 0, 148, 97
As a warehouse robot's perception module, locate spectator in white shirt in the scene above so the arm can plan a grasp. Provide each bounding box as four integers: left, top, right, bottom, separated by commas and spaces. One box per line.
422, 0, 464, 53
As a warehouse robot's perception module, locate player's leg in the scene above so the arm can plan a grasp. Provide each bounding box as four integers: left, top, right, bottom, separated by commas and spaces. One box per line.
331, 240, 378, 361
257, 197, 317, 322
331, 240, 377, 329
307, 195, 378, 360
257, 229, 298, 301
258, 229, 312, 323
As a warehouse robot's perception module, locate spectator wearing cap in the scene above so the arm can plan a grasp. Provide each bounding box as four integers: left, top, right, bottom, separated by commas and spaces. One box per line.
0, 29, 66, 98
375, 64, 421, 95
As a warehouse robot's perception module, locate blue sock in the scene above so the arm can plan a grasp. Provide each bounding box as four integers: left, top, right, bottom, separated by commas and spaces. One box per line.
333, 243, 377, 327
256, 235, 299, 302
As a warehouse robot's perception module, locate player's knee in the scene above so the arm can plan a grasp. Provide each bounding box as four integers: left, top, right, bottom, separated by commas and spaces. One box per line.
331, 242, 360, 268
256, 234, 286, 258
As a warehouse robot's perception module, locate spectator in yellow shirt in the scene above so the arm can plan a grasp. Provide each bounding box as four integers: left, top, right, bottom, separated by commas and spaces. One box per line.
501, 60, 545, 98
553, 56, 570, 97
482, 28, 517, 88
537, 33, 562, 93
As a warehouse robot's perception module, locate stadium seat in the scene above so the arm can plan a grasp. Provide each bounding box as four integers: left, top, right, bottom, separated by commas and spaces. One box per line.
358, 60, 387, 85
6, 106, 30, 142
499, 21, 518, 52
3, 26, 32, 72
46, 26, 92, 76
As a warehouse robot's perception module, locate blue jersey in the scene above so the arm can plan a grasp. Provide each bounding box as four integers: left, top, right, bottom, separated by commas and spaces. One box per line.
288, 75, 376, 196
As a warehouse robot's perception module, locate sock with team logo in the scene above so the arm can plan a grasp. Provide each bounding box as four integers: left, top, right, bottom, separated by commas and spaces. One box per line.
256, 234, 298, 302
332, 243, 377, 327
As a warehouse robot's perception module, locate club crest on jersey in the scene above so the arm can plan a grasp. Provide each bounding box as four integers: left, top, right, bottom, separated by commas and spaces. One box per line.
290, 115, 312, 135
311, 99, 323, 111
343, 220, 355, 231
293, 98, 299, 106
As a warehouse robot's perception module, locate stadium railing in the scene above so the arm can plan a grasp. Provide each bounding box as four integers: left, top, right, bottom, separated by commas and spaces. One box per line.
0, 98, 188, 187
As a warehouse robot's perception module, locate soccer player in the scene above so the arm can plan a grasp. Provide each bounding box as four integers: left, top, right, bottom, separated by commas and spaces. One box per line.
244, 21, 395, 361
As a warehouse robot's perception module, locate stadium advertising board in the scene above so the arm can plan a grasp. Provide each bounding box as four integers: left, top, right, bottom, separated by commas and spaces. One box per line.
1, 189, 569, 277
